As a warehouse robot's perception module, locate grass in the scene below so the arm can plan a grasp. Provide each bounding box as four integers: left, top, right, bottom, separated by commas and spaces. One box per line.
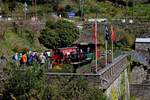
76, 63, 92, 73
0, 29, 44, 56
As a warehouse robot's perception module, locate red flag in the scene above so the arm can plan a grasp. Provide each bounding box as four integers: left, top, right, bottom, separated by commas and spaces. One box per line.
111, 25, 116, 42
93, 21, 100, 59
92, 23, 96, 40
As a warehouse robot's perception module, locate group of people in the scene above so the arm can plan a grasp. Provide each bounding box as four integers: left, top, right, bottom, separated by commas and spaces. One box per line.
12, 51, 52, 67
11, 47, 94, 68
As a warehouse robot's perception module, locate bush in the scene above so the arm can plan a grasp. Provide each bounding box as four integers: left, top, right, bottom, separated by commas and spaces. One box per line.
3, 64, 48, 100
3, 63, 106, 100
13, 46, 29, 53
48, 76, 106, 100
39, 20, 79, 49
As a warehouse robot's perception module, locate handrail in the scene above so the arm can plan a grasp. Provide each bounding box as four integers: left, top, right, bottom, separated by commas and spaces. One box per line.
46, 73, 100, 76
98, 54, 127, 75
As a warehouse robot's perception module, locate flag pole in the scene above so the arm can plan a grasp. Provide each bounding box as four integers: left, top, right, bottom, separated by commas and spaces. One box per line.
95, 18, 98, 73
111, 39, 113, 62
105, 40, 108, 66
104, 21, 108, 67
111, 25, 114, 62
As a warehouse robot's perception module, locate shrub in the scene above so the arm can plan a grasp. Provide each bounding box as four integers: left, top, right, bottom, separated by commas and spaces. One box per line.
39, 20, 79, 49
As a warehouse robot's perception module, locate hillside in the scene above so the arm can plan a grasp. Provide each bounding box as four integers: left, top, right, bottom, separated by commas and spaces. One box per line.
0, 0, 150, 56
0, 1, 150, 99
0, 29, 44, 56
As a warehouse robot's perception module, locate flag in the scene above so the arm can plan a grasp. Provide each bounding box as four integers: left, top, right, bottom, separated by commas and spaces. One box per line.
104, 24, 110, 40
111, 25, 116, 42
92, 23, 96, 40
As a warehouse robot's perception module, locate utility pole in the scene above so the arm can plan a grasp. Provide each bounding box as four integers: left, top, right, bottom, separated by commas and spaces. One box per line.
24, 2, 28, 20
32, 0, 37, 18
79, 0, 84, 21
125, 0, 128, 28
0, 0, 1, 13
35, 0, 37, 19
32, 0, 35, 17
95, 14, 98, 73
132, 0, 134, 19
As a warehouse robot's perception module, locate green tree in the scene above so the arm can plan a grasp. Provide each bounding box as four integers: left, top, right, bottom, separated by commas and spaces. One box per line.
3, 63, 48, 100
3, 63, 106, 100
39, 20, 79, 49
48, 76, 106, 100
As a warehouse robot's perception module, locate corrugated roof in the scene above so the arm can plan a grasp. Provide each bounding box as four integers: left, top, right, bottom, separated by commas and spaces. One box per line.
73, 33, 100, 45
135, 38, 150, 43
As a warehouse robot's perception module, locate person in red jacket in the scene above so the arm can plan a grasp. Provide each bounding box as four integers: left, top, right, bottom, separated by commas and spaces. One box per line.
21, 52, 27, 65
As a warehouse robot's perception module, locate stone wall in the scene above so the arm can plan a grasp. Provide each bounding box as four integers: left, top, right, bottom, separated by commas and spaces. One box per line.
130, 68, 150, 100
130, 65, 147, 84
130, 84, 150, 100
135, 43, 150, 51
105, 69, 130, 100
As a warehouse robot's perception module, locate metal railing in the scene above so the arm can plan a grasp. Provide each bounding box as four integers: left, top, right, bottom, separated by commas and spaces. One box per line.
98, 55, 128, 89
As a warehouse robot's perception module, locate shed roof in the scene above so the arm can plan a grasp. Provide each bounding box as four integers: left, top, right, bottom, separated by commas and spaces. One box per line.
73, 33, 100, 45
135, 38, 150, 43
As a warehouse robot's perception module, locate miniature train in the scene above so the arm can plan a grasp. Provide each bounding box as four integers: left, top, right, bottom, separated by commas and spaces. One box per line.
47, 47, 94, 68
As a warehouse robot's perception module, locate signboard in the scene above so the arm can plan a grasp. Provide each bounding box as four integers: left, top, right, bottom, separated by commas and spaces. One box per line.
59, 47, 77, 55
68, 12, 75, 18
